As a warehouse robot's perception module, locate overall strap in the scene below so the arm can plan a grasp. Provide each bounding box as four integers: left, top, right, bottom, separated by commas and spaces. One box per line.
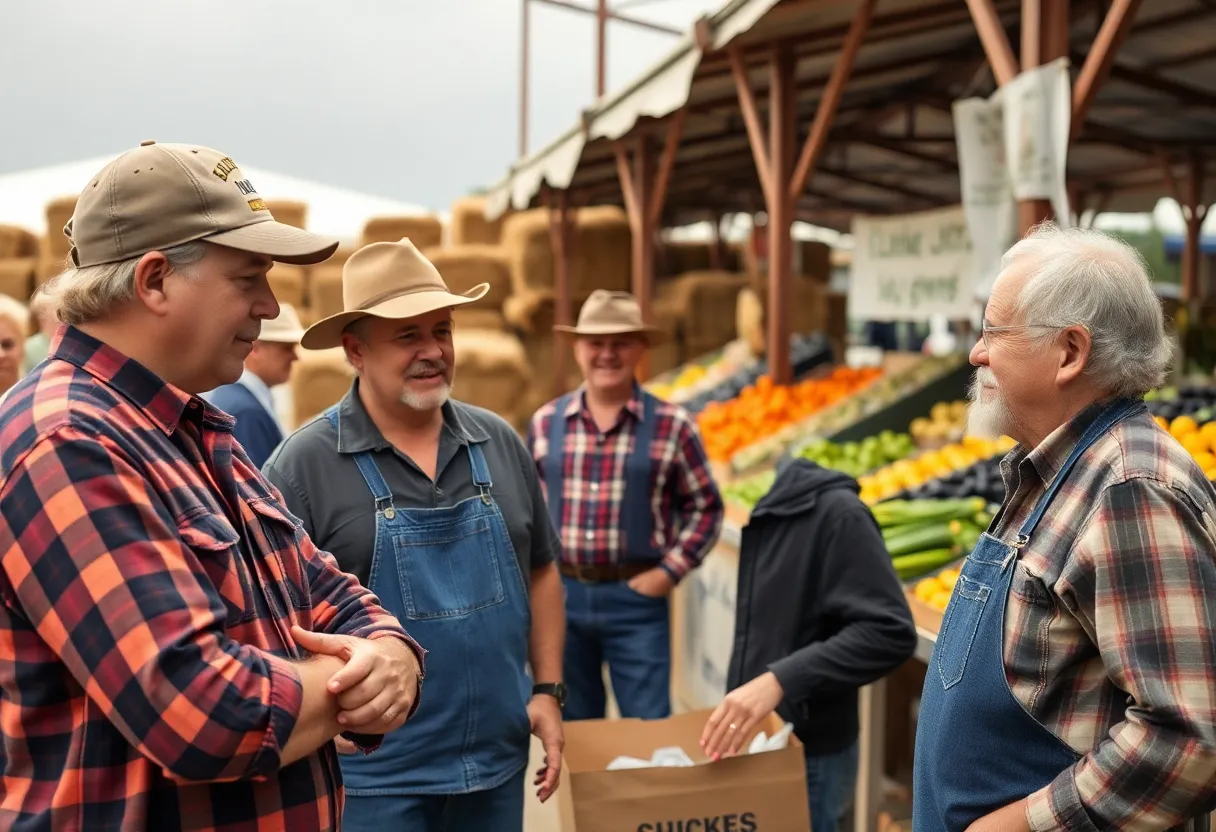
467, 441, 493, 504
326, 406, 395, 512
620, 388, 660, 561
544, 394, 574, 534
1016, 398, 1144, 544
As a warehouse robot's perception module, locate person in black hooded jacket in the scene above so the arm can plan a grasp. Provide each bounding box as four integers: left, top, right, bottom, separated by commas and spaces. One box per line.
700, 457, 917, 832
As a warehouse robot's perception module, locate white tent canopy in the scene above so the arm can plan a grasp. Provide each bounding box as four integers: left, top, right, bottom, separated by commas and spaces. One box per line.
0, 155, 435, 245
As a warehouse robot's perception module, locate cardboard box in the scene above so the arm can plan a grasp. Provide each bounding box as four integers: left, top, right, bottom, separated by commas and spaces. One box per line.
558, 710, 811, 832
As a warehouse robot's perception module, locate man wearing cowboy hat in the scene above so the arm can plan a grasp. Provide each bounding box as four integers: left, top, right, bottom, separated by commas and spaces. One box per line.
527, 290, 724, 721
0, 142, 424, 831
263, 238, 566, 831
204, 302, 306, 467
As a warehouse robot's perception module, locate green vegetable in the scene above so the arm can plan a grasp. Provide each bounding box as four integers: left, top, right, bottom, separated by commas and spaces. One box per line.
881, 519, 945, 543
871, 497, 987, 528
884, 523, 955, 557
892, 547, 963, 580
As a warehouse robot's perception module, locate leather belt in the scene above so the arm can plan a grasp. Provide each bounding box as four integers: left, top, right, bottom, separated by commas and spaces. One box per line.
559, 561, 654, 584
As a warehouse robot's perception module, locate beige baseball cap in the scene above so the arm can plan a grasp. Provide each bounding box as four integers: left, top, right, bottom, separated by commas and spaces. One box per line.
65, 140, 339, 268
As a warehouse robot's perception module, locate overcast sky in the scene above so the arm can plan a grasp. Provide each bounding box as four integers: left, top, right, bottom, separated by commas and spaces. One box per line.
2, 0, 720, 212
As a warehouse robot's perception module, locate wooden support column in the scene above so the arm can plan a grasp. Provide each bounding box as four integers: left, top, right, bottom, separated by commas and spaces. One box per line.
964, 0, 1019, 86
768, 44, 797, 386
1183, 156, 1207, 306
614, 108, 686, 380
1072, 0, 1144, 134
1018, 0, 1065, 231
547, 188, 574, 396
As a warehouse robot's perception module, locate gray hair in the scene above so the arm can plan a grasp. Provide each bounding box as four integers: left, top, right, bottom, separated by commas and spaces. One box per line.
0, 295, 30, 336
38, 241, 210, 327
1002, 222, 1173, 398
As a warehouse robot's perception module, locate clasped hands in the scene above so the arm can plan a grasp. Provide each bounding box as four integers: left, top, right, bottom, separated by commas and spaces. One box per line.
292, 625, 421, 738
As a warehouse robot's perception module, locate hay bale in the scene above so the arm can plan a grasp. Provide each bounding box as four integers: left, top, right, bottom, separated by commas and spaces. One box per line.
35, 253, 70, 287
736, 286, 766, 356
659, 241, 713, 278
265, 200, 307, 230
0, 226, 38, 260
655, 271, 748, 358
571, 205, 631, 297
453, 328, 530, 427
43, 197, 78, 258
291, 347, 354, 428
500, 209, 554, 296
796, 240, 832, 281
0, 259, 36, 303
423, 245, 512, 309
309, 263, 345, 322
268, 264, 306, 308
749, 278, 828, 338
452, 308, 507, 331
500, 205, 631, 297
360, 216, 443, 251
449, 195, 506, 246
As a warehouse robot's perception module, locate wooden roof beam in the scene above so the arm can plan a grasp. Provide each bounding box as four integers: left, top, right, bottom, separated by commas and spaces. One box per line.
965, 0, 1020, 85
1072, 0, 1145, 134
789, 0, 876, 202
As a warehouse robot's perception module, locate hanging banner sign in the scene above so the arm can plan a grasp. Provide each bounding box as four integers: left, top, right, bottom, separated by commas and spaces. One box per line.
848, 205, 977, 322
953, 96, 1017, 299
1003, 57, 1072, 221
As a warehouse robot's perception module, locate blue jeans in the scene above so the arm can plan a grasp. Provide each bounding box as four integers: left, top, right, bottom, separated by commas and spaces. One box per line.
341, 765, 526, 832
561, 575, 672, 720
806, 741, 859, 832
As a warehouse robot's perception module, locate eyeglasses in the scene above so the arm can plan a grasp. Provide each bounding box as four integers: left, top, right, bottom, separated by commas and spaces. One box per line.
980, 322, 1067, 347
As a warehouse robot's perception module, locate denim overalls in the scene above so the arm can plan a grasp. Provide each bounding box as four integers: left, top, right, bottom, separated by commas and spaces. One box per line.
325, 408, 532, 823
913, 398, 1142, 830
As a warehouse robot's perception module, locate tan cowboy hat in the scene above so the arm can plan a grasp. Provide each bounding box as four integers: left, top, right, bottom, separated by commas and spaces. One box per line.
257, 303, 306, 344
300, 237, 489, 350
554, 289, 666, 346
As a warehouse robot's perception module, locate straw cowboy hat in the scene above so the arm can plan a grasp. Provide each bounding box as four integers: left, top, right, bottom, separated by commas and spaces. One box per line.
257, 303, 306, 344
553, 290, 667, 346
300, 237, 489, 350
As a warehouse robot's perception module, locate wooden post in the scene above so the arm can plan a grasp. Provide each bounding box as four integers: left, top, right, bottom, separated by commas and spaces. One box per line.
767, 45, 796, 386
613, 110, 686, 381
1017, 0, 1070, 233
1184, 154, 1207, 307
547, 189, 574, 396
596, 0, 608, 98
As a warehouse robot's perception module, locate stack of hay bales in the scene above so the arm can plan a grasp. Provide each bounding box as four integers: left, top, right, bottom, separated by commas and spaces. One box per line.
654, 270, 749, 361
452, 328, 531, 432
449, 196, 506, 246
361, 216, 443, 250
307, 245, 357, 325
500, 205, 633, 414
290, 347, 354, 430
743, 240, 833, 338
265, 199, 308, 231
0, 225, 40, 302
263, 200, 312, 314
426, 245, 513, 331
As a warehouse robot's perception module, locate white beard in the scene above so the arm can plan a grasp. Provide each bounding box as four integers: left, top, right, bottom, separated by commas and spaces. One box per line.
400, 382, 452, 412
966, 369, 1015, 440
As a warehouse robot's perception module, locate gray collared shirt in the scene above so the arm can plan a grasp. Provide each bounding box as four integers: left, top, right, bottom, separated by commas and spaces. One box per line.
262, 382, 558, 590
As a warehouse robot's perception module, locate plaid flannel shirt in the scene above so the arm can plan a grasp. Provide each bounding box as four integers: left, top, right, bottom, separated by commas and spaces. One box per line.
992, 401, 1216, 830
527, 387, 723, 581
0, 326, 424, 831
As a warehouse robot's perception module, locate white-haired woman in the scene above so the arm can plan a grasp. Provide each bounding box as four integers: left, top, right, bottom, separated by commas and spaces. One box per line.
0, 294, 30, 395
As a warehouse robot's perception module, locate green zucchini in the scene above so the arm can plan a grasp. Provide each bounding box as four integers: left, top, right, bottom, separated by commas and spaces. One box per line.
893, 547, 963, 581
885, 524, 955, 557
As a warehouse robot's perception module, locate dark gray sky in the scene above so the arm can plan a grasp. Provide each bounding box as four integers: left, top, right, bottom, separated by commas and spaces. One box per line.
2, 0, 719, 212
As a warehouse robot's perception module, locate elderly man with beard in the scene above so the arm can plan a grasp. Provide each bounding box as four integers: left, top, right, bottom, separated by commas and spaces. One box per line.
913, 223, 1216, 832
262, 238, 566, 832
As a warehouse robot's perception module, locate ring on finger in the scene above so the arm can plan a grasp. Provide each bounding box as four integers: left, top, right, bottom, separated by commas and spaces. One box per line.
728, 723, 738, 732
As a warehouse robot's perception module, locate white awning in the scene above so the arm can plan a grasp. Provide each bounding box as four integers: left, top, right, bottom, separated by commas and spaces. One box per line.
484, 0, 780, 220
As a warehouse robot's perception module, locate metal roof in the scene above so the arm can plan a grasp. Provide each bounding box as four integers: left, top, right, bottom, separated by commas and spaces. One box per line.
484, 0, 1216, 229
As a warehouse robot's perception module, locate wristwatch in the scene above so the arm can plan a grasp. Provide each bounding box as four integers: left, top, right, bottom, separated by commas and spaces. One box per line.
532, 682, 568, 708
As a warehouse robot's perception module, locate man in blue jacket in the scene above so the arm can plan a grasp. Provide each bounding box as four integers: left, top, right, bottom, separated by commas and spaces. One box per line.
205, 303, 304, 467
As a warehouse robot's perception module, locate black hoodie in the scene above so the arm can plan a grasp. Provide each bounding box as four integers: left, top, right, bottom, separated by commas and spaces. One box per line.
726, 458, 917, 755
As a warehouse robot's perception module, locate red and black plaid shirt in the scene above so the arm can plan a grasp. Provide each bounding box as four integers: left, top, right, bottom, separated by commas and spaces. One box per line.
528, 386, 723, 581
0, 326, 423, 831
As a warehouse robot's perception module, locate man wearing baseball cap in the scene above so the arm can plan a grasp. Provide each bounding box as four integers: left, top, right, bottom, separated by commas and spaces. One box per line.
0, 142, 425, 832
263, 238, 566, 831
204, 302, 306, 467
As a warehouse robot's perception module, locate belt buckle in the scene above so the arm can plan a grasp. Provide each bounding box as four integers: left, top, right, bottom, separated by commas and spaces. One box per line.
575, 564, 603, 584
